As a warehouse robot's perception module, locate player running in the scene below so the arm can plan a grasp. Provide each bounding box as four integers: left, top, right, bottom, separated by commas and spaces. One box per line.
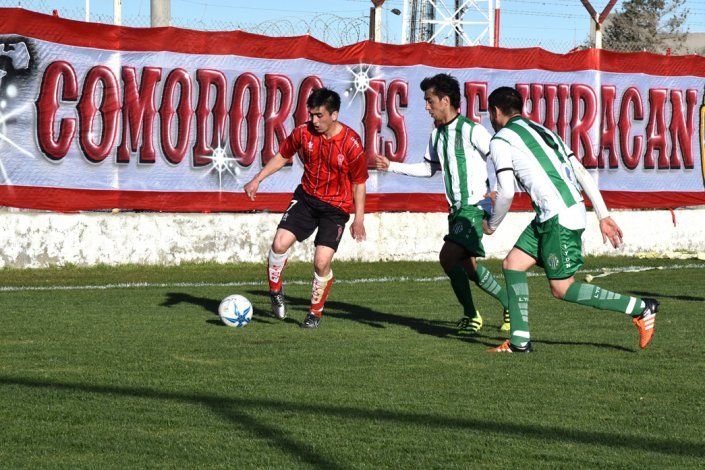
483, 86, 659, 353
244, 88, 368, 329
376, 73, 510, 335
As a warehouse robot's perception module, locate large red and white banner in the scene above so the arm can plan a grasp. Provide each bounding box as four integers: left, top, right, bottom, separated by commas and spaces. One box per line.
0, 8, 704, 212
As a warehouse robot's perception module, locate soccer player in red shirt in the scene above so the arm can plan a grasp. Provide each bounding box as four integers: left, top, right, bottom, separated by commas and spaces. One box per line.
244, 88, 368, 329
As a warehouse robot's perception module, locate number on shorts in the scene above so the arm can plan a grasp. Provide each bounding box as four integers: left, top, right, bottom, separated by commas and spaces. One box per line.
285, 199, 298, 213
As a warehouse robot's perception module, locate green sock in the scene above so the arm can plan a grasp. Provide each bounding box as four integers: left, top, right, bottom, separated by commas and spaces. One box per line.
564, 282, 645, 316
448, 265, 478, 317
474, 263, 509, 310
504, 269, 530, 347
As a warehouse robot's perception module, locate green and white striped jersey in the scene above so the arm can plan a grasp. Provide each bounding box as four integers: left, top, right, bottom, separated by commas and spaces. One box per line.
490, 116, 585, 226
426, 114, 492, 214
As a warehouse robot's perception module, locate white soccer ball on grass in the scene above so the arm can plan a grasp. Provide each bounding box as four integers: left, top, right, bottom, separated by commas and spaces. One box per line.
218, 295, 253, 327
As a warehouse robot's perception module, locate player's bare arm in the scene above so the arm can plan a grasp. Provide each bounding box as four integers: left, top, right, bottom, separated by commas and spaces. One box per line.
244, 153, 289, 201
350, 183, 366, 242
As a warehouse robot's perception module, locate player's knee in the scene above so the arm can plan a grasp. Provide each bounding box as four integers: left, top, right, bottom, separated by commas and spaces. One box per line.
550, 285, 566, 299
314, 264, 331, 278
501, 257, 513, 271
271, 240, 288, 254
313, 258, 331, 276
272, 234, 293, 254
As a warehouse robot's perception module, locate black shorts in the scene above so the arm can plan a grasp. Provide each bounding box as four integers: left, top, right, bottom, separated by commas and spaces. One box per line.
278, 185, 351, 251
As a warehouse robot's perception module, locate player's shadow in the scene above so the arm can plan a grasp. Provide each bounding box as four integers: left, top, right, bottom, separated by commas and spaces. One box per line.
2, 375, 705, 466
160, 292, 273, 326
531, 338, 634, 353
246, 289, 501, 347
629, 290, 704, 302
247, 289, 641, 351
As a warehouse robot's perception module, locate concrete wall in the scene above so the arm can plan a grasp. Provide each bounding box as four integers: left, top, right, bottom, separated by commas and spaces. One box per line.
0, 208, 703, 268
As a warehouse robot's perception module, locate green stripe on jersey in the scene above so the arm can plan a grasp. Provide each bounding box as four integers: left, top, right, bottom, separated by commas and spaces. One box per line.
439, 127, 454, 207
455, 119, 470, 205
524, 119, 566, 163
491, 135, 512, 146
505, 118, 577, 209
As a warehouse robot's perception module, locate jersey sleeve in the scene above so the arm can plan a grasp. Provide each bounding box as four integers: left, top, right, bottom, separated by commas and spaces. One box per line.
488, 168, 516, 231
487, 136, 517, 231
488, 136, 515, 174
347, 136, 369, 184
569, 155, 609, 220
388, 160, 435, 177
423, 132, 439, 163
423, 132, 442, 171
279, 126, 302, 160
471, 123, 492, 157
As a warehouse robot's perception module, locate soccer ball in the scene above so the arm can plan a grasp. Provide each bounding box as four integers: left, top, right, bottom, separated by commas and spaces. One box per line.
218, 295, 253, 327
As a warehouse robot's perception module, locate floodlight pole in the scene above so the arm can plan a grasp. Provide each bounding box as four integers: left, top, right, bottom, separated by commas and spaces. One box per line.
151, 0, 171, 27
113, 0, 121, 25
370, 0, 385, 42
493, 0, 500, 47
401, 0, 410, 43
85, 0, 90, 22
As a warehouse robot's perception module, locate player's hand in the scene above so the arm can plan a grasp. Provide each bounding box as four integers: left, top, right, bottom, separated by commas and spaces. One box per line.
482, 219, 495, 235
374, 155, 390, 171
483, 191, 497, 210
600, 216, 623, 248
244, 179, 259, 201
350, 219, 366, 242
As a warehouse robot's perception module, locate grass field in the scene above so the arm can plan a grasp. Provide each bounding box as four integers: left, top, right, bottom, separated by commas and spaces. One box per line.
1, 257, 704, 468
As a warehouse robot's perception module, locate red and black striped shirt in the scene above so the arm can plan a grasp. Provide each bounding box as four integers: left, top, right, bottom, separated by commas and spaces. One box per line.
279, 122, 368, 213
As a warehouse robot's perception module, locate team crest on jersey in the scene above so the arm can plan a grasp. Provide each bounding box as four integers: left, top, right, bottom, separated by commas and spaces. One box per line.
547, 253, 559, 270
455, 135, 463, 150
307, 141, 314, 154
337, 154, 345, 167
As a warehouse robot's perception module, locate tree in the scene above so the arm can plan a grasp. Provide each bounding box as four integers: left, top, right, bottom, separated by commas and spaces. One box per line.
602, 0, 688, 53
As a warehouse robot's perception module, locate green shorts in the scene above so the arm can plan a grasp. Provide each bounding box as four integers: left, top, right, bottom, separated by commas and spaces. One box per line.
443, 205, 486, 257
514, 215, 584, 280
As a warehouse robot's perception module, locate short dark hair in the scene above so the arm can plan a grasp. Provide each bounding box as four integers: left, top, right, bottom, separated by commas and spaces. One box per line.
488, 87, 523, 115
307, 88, 341, 114
420, 73, 461, 109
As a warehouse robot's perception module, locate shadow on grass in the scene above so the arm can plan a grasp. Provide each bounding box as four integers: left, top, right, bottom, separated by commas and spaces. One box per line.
245, 288, 496, 342
244, 290, 632, 351
161, 292, 220, 314
1, 375, 704, 465
160, 292, 273, 324
629, 290, 704, 302
532, 338, 634, 353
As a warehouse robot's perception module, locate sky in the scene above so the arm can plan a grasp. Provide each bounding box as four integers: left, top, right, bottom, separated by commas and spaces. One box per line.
8, 0, 705, 53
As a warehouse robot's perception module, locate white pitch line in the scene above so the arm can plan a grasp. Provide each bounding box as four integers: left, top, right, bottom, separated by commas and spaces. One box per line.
0, 262, 703, 293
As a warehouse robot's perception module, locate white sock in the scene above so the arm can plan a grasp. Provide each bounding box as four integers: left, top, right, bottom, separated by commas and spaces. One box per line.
267, 248, 289, 288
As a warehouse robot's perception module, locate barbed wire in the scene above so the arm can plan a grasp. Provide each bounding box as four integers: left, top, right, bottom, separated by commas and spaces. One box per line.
0, 1, 371, 47
0, 0, 592, 52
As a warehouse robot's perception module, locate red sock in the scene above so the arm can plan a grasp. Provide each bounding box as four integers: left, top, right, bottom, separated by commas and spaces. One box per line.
310, 271, 334, 317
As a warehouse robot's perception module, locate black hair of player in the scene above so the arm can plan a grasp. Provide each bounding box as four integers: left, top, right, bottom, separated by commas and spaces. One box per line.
420, 73, 461, 109
307, 88, 341, 114
488, 86, 523, 115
